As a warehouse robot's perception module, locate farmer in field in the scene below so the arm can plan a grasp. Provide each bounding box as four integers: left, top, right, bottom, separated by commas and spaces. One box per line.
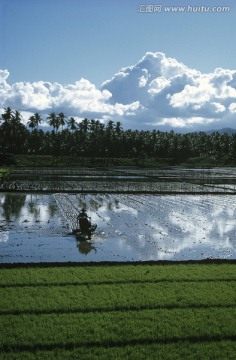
77, 208, 91, 232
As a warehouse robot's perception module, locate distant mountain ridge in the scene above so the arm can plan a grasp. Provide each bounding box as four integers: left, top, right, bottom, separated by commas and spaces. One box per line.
204, 128, 236, 135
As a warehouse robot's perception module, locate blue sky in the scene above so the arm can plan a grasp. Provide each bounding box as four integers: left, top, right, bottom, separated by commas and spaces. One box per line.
0, 0, 236, 132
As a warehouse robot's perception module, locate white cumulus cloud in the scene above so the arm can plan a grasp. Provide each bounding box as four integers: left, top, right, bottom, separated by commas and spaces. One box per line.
102, 52, 236, 130
1, 52, 236, 131
229, 103, 236, 113
0, 71, 140, 121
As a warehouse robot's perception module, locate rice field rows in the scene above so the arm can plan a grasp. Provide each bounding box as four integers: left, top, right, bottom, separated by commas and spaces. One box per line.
0, 263, 235, 359
2, 167, 236, 193
53, 193, 236, 261
1, 178, 236, 193
1, 192, 236, 262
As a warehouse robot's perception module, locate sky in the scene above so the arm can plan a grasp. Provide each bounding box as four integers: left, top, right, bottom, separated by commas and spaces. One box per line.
0, 0, 236, 132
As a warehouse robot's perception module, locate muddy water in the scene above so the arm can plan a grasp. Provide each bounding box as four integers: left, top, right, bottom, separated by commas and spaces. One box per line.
0, 192, 236, 263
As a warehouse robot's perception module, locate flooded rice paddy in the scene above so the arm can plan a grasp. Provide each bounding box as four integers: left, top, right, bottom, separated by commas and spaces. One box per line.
0, 192, 236, 263
2, 166, 236, 193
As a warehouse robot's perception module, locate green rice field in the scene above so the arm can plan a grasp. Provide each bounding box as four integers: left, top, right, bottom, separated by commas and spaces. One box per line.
0, 262, 236, 359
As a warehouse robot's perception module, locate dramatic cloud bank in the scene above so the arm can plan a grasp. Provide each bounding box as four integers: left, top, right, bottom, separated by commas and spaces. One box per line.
1, 52, 236, 131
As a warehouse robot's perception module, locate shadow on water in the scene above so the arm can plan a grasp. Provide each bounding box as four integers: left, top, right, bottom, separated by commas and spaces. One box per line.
77, 240, 97, 255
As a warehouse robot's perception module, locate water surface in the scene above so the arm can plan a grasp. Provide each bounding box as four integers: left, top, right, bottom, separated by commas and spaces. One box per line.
0, 193, 235, 262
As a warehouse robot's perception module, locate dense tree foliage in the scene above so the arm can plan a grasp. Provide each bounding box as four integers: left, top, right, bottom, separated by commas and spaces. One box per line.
1, 107, 236, 163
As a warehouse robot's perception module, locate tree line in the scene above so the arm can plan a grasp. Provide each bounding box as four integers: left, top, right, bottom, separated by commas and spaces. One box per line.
1, 107, 236, 164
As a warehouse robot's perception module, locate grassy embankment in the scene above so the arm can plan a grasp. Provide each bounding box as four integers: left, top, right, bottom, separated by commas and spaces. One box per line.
0, 168, 10, 178
7, 155, 173, 167
0, 263, 236, 359
5, 154, 236, 167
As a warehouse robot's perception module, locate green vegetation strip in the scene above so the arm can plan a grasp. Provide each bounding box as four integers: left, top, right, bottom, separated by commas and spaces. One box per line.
0, 263, 235, 359
0, 168, 10, 178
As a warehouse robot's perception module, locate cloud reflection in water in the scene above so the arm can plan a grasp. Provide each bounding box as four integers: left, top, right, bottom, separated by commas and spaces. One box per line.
88, 194, 236, 260
0, 193, 236, 262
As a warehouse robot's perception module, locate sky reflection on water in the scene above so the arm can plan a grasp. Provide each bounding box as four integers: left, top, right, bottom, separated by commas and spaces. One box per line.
0, 193, 236, 263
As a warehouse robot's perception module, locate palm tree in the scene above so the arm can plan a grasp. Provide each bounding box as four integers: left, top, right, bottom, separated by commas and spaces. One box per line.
67, 117, 78, 131
79, 118, 89, 135
1, 109, 29, 156
47, 112, 59, 132
27, 113, 43, 164
13, 110, 22, 123
57, 112, 67, 130
1, 107, 14, 124
106, 120, 115, 134
115, 121, 123, 135
27, 112, 42, 130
